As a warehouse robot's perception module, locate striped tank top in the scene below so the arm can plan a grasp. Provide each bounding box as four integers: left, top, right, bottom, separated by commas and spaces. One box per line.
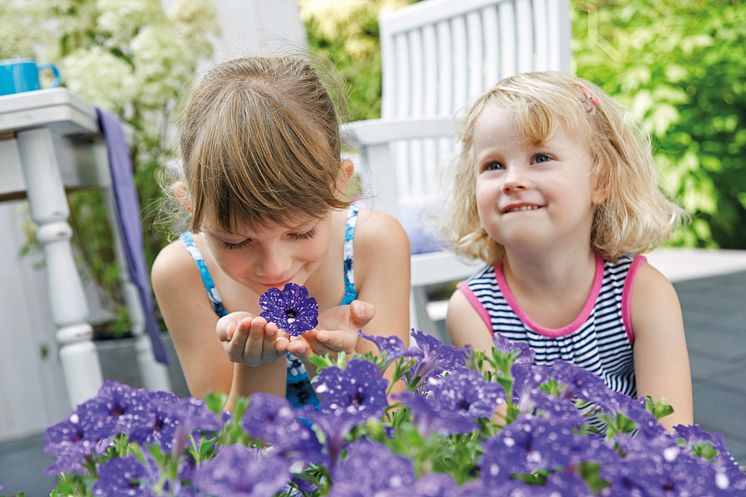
458, 253, 645, 397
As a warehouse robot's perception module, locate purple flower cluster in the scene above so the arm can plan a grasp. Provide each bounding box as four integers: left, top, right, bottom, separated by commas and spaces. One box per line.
259, 283, 318, 336
44, 381, 220, 475
41, 327, 746, 497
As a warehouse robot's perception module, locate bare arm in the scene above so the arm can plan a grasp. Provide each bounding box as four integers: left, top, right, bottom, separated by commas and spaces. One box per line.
631, 262, 693, 430
446, 287, 494, 352
353, 211, 411, 353
151, 242, 285, 408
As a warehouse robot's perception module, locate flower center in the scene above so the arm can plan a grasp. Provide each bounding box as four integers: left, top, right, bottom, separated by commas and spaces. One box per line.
285, 308, 297, 324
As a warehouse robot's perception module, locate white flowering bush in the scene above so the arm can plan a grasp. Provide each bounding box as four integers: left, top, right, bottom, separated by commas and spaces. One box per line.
3, 0, 219, 331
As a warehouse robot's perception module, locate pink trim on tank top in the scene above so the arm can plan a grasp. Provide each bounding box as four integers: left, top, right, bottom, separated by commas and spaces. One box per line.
494, 253, 606, 338
457, 281, 493, 332
621, 255, 646, 345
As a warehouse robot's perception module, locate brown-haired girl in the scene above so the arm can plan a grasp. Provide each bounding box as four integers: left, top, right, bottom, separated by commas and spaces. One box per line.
152, 55, 410, 410
444, 71, 692, 430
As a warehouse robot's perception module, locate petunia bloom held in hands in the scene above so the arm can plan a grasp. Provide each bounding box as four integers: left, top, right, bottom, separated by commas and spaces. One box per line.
259, 283, 319, 336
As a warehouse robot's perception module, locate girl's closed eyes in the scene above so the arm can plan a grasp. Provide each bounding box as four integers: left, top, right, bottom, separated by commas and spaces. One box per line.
218, 227, 319, 250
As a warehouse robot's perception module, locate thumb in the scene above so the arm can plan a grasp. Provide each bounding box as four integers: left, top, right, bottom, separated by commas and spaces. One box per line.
350, 300, 375, 328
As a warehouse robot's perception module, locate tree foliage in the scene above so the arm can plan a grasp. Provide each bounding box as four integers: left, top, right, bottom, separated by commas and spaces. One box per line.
573, 0, 746, 248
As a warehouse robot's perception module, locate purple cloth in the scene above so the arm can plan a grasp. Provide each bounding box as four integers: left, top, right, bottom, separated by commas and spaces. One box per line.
399, 203, 444, 255
96, 108, 168, 364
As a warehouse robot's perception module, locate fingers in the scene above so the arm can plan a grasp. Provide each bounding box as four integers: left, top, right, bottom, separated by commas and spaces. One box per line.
216, 312, 253, 342
350, 300, 376, 328
315, 328, 358, 355
286, 334, 312, 359
221, 315, 282, 366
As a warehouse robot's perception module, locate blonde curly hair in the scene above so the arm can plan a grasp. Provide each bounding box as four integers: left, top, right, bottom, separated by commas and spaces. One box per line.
443, 71, 684, 264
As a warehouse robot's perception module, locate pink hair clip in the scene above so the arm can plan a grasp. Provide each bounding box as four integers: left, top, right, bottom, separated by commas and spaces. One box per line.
581, 87, 600, 112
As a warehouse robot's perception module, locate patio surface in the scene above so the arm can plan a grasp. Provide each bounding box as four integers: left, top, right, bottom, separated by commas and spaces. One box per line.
1, 248, 745, 496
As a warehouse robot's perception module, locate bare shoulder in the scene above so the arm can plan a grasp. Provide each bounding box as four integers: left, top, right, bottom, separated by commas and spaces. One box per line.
151, 239, 198, 293
354, 210, 410, 261
446, 287, 493, 350
630, 260, 683, 337
631, 261, 680, 308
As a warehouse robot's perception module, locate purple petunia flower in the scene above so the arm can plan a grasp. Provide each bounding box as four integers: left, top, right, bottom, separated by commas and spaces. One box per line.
77, 381, 154, 443
327, 440, 415, 497
44, 412, 105, 475
409, 330, 468, 383
259, 283, 318, 336
193, 445, 290, 497
396, 368, 504, 436
359, 331, 420, 370
242, 393, 324, 464
91, 455, 158, 497
481, 414, 616, 484
302, 359, 388, 468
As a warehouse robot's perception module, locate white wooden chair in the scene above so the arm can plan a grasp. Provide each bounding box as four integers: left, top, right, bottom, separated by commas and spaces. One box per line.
343, 0, 572, 339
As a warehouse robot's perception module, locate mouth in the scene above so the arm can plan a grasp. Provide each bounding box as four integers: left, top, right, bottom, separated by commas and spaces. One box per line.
259, 278, 293, 289
501, 203, 544, 214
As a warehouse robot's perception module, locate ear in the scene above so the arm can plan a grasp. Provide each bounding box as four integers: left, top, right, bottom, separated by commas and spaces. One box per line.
591, 166, 609, 206
172, 181, 193, 213
335, 159, 355, 196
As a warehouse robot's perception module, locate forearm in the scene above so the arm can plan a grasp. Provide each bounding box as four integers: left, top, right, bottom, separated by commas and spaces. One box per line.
225, 357, 287, 412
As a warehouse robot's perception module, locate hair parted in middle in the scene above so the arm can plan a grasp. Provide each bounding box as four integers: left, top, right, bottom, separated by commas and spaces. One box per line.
177, 54, 351, 234
444, 71, 684, 264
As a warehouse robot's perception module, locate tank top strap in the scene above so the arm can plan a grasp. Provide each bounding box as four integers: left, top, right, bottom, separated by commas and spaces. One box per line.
179, 232, 229, 318
341, 205, 360, 305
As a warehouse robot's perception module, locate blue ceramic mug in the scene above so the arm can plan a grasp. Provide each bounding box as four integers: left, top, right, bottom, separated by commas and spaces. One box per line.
0, 58, 61, 96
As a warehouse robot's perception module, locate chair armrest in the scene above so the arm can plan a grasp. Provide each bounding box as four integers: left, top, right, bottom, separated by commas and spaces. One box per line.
341, 116, 456, 146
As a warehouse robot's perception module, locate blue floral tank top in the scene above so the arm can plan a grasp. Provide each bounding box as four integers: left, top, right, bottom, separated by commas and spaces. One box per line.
180, 205, 360, 407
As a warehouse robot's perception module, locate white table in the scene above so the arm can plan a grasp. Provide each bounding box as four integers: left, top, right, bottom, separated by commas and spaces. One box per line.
0, 89, 169, 407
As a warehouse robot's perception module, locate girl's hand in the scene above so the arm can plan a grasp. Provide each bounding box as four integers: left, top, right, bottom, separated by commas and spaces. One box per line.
216, 312, 284, 366
279, 300, 375, 360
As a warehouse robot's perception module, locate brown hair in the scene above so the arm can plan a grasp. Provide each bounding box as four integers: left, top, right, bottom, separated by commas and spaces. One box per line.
178, 55, 350, 233
444, 71, 685, 263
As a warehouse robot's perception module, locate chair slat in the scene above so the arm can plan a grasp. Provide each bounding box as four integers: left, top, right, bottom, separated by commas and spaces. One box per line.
466, 11, 483, 103
515, 0, 534, 73
451, 15, 469, 114
393, 33, 411, 116
533, 0, 550, 70
422, 25, 438, 115
481, 6, 500, 89
498, 0, 517, 78
436, 20, 453, 115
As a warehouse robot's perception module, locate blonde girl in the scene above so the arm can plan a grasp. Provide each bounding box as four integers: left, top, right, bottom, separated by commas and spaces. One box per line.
445, 71, 692, 430
152, 56, 410, 411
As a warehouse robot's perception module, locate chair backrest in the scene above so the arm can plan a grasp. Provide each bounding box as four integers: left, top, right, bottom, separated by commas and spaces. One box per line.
376, 0, 571, 208
380, 0, 572, 119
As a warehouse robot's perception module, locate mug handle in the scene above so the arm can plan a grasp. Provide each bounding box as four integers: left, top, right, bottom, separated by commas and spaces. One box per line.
38, 63, 61, 88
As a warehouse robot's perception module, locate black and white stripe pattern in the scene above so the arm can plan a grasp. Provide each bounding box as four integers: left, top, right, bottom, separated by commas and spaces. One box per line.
465, 256, 637, 397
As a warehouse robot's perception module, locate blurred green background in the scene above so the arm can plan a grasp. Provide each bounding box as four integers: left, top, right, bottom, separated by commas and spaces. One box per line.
3, 0, 745, 333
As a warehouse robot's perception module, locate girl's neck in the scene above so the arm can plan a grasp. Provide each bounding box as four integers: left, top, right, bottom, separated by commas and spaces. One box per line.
501, 245, 598, 300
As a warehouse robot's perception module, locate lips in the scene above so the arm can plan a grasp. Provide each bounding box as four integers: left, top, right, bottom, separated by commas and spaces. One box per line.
259, 278, 293, 288
500, 202, 544, 214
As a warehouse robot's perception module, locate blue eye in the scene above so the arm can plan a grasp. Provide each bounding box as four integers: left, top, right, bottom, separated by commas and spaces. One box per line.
483, 161, 504, 171
533, 154, 551, 164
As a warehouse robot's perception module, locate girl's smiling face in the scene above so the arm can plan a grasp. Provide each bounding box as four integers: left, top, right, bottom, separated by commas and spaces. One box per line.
473, 105, 598, 255
203, 212, 333, 296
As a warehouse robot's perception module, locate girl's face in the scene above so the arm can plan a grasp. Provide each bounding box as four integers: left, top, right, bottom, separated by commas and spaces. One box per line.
203, 212, 333, 296
472, 105, 598, 255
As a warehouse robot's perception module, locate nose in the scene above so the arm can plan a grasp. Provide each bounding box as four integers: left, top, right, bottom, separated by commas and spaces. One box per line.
501, 167, 528, 194
253, 247, 292, 282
